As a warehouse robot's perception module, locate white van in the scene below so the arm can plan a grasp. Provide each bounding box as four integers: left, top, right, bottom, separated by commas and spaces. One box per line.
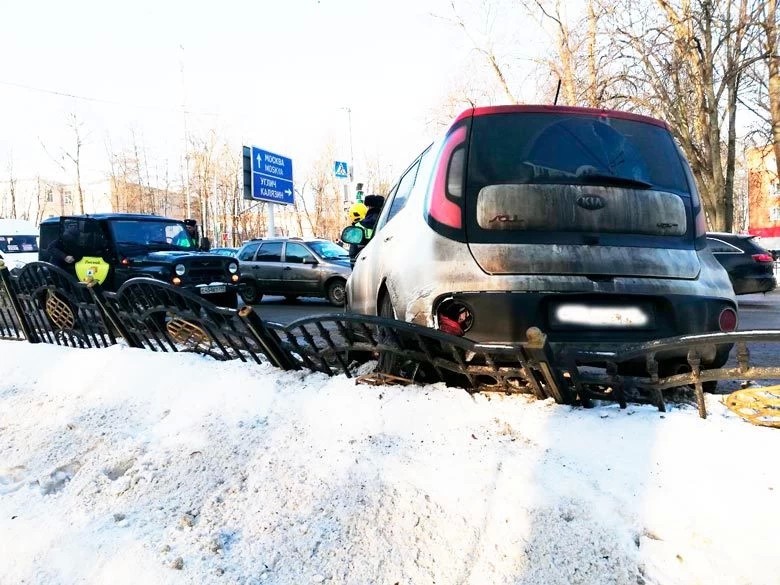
0, 219, 39, 271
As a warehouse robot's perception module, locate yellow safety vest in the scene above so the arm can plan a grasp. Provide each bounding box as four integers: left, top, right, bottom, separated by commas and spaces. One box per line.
75, 256, 110, 285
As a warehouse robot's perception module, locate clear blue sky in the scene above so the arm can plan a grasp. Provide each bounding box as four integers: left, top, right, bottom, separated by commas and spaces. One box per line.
0, 0, 488, 186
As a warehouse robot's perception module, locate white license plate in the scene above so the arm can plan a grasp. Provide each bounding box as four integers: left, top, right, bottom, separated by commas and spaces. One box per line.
200, 285, 226, 295
554, 304, 649, 328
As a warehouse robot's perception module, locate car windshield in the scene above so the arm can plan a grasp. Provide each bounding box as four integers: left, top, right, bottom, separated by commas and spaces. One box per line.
109, 220, 195, 252
307, 240, 350, 260
468, 112, 690, 194
0, 235, 39, 254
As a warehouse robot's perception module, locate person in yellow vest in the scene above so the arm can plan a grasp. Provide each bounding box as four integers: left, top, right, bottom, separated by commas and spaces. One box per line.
349, 195, 385, 262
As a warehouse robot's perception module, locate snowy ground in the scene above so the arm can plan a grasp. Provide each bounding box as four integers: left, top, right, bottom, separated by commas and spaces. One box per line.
1, 341, 778, 585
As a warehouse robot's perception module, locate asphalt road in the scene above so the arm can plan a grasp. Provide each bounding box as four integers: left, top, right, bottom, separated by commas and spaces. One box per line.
247, 296, 344, 326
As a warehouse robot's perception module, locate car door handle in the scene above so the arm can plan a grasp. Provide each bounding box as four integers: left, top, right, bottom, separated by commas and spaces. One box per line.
283, 266, 291, 271
384, 235, 394, 242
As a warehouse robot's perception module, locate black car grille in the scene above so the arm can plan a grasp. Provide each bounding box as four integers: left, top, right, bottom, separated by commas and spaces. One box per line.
185, 259, 226, 285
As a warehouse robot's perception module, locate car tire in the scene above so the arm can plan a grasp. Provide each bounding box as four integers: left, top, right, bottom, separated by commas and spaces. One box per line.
377, 292, 401, 375
326, 278, 347, 306
240, 281, 262, 305
212, 291, 238, 310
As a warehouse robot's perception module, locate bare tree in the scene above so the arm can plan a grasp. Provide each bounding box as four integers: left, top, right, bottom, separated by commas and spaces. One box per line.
304, 142, 344, 240
39, 113, 88, 214
608, 0, 764, 231
761, 0, 780, 182
6, 156, 17, 218
64, 113, 86, 214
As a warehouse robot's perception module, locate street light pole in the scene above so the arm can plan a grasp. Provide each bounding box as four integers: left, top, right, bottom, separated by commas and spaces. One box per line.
340, 106, 354, 181
180, 44, 191, 219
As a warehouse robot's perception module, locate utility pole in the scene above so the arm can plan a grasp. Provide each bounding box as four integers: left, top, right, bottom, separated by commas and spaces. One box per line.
340, 106, 354, 181
180, 44, 191, 219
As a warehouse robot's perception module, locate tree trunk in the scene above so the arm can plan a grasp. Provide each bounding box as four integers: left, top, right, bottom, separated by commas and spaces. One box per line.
765, 0, 780, 184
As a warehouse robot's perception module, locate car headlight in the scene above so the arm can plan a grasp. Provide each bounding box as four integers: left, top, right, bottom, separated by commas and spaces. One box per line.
228, 262, 238, 274
175, 263, 186, 276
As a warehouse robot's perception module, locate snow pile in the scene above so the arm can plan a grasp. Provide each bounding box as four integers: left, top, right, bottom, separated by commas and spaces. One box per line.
1, 341, 778, 585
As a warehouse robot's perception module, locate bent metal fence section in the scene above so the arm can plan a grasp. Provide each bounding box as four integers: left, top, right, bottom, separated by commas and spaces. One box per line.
102, 278, 297, 370
1, 261, 116, 348
0, 261, 26, 340
567, 331, 780, 418
4, 262, 780, 419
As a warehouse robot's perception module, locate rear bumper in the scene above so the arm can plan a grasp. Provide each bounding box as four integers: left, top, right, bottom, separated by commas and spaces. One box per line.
442, 291, 735, 353
732, 275, 776, 295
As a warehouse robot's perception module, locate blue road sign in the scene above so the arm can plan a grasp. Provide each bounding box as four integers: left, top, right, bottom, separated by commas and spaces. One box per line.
250, 147, 294, 205
334, 161, 349, 179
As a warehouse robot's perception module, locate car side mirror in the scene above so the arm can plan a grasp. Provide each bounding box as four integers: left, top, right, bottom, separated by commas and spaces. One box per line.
302, 256, 318, 265
341, 226, 364, 245
200, 237, 211, 252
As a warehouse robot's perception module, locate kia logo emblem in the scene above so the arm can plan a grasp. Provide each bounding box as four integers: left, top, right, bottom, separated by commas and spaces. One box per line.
576, 195, 606, 211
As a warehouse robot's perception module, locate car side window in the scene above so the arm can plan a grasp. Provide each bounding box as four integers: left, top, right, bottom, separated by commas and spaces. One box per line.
384, 161, 420, 226
707, 238, 741, 254
238, 242, 261, 261
256, 242, 283, 262
284, 242, 315, 264
378, 144, 435, 230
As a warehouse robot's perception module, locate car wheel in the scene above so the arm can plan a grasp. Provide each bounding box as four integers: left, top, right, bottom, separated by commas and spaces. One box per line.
377, 292, 401, 375
284, 295, 298, 304
326, 278, 346, 306
212, 291, 238, 310
240, 281, 262, 305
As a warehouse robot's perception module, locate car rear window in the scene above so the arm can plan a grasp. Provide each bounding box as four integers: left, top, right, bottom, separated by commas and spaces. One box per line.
467, 112, 690, 195
464, 112, 693, 245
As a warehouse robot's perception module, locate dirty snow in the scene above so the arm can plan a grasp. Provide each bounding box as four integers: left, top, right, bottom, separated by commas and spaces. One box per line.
0, 340, 778, 585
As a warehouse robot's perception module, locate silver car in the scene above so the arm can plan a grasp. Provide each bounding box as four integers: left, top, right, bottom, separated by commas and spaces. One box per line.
342, 105, 737, 371
236, 238, 351, 305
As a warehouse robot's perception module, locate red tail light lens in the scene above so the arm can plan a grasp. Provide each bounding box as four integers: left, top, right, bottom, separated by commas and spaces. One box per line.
436, 299, 474, 337
428, 125, 468, 230
718, 307, 738, 332
752, 253, 773, 263
438, 314, 464, 336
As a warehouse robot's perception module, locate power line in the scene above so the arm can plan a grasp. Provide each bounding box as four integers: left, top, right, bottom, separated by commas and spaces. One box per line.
0, 79, 219, 116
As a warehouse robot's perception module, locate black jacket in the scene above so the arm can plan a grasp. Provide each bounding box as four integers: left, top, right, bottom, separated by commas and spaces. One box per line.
47, 237, 79, 270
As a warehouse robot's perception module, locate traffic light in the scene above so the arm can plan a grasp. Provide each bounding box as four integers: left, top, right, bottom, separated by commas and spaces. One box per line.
242, 146, 252, 200
356, 182, 364, 203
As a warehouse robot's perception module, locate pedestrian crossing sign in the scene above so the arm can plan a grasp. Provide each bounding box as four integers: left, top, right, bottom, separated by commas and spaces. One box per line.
334, 161, 349, 179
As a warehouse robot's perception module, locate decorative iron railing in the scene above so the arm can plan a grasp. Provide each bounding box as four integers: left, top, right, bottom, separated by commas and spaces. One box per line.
2, 261, 780, 421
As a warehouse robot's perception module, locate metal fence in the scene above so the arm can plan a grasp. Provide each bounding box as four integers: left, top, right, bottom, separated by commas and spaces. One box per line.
3, 260, 780, 420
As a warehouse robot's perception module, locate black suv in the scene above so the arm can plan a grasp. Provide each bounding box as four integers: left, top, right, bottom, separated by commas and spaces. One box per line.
707, 232, 777, 295
39, 214, 240, 308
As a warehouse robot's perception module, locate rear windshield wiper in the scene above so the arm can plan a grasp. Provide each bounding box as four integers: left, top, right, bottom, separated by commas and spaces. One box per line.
576, 173, 653, 189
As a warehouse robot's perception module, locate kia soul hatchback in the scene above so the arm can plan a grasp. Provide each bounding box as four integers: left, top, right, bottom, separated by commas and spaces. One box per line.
344, 105, 736, 367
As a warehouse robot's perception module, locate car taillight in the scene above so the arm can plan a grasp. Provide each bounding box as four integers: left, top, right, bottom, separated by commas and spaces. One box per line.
428, 125, 468, 231
752, 253, 773, 263
718, 307, 738, 332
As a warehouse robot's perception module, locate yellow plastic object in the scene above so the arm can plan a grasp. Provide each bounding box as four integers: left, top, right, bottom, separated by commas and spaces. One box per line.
724, 386, 780, 428
348, 202, 368, 222
75, 256, 110, 285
